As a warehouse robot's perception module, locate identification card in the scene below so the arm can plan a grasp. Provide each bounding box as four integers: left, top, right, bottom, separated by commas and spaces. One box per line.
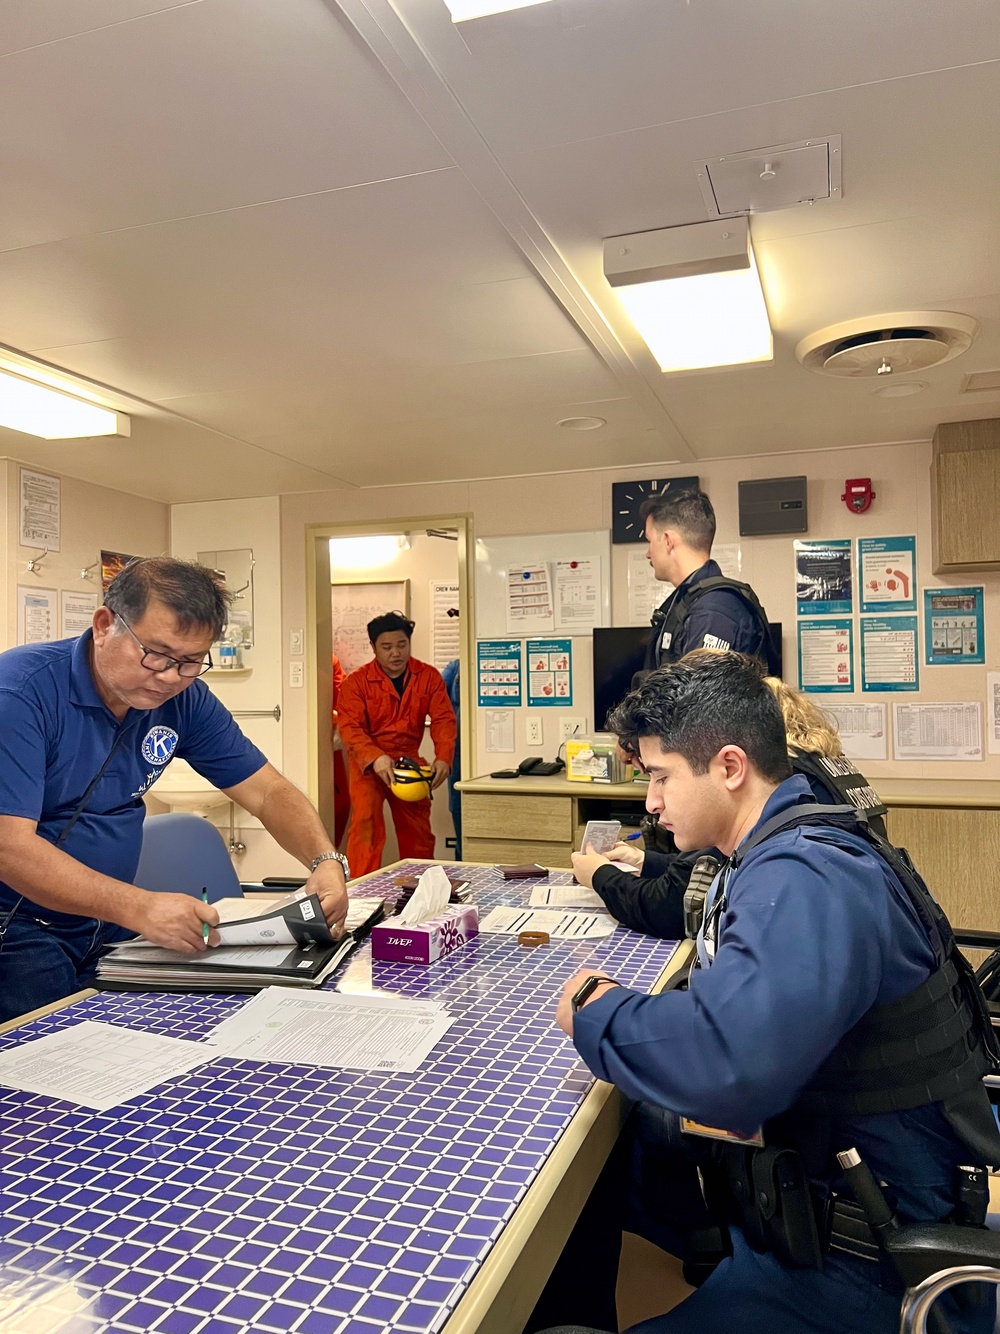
680, 1117, 765, 1148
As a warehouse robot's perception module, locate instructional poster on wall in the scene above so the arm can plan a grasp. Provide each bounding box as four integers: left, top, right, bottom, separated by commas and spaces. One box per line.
506, 564, 554, 633
797, 619, 854, 693
988, 674, 1000, 755
477, 640, 522, 707
483, 710, 515, 754
430, 581, 461, 671
825, 703, 888, 762
794, 539, 852, 615
17, 585, 57, 644
526, 639, 572, 706
893, 702, 983, 761
627, 549, 667, 626
858, 536, 917, 613
60, 590, 98, 638
923, 586, 984, 666
19, 468, 61, 552
713, 543, 743, 581
553, 559, 600, 632
861, 616, 919, 692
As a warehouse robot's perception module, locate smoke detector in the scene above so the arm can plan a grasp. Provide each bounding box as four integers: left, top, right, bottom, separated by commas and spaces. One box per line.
796, 312, 978, 378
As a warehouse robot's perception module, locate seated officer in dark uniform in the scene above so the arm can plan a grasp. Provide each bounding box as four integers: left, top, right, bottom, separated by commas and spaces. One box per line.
573, 668, 887, 938
547, 653, 1000, 1334
640, 489, 777, 674
0, 557, 350, 1025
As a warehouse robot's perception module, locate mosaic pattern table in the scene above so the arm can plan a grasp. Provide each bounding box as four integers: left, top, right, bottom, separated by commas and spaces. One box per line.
0, 862, 685, 1334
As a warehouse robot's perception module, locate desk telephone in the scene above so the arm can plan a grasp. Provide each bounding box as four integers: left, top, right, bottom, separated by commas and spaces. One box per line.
490, 756, 565, 779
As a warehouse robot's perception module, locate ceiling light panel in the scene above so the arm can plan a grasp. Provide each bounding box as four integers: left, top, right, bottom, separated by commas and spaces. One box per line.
443, 0, 553, 20
604, 219, 773, 373
0, 369, 129, 439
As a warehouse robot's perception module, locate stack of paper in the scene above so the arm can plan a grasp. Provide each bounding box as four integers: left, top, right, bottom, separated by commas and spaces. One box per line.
97, 895, 386, 993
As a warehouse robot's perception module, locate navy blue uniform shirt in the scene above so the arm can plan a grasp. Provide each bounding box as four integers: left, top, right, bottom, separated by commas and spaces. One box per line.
575, 775, 980, 1223
652, 559, 770, 666
0, 631, 267, 922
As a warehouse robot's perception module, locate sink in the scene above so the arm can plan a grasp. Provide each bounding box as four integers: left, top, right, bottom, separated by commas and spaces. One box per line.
148, 758, 229, 816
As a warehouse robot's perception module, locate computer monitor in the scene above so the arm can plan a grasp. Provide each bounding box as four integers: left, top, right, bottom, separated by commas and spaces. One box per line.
591, 624, 784, 732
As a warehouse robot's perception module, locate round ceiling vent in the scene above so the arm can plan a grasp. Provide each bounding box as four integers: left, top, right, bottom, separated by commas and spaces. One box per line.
796, 311, 978, 378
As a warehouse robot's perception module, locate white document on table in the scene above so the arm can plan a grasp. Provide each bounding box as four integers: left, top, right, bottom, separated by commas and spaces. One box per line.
479, 906, 616, 939
530, 884, 606, 909
206, 988, 454, 1073
0, 1021, 216, 1112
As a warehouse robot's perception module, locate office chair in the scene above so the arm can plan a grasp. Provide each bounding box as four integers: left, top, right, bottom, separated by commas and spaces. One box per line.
133, 812, 242, 903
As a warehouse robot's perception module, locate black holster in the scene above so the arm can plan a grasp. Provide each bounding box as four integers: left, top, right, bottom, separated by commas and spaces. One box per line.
709, 1145, 825, 1270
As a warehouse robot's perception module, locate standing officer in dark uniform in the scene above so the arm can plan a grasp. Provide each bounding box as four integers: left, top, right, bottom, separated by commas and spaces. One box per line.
640, 489, 777, 674
548, 653, 999, 1334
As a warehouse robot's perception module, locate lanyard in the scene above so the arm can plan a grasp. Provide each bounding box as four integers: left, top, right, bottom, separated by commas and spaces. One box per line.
54, 720, 136, 849
696, 862, 730, 969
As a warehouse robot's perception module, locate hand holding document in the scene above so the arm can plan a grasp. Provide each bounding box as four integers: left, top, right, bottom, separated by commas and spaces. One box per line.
206, 988, 454, 1072
0, 1021, 215, 1112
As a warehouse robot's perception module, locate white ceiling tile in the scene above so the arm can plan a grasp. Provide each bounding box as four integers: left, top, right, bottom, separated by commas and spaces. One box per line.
0, 0, 450, 249
0, 1, 196, 57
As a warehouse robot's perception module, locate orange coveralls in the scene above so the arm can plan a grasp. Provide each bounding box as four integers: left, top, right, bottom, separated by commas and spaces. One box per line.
337, 656, 457, 876
330, 656, 350, 846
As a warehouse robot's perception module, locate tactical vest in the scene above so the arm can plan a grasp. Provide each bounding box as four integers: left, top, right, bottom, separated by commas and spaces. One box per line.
788, 747, 888, 840
723, 806, 1000, 1162
645, 575, 780, 675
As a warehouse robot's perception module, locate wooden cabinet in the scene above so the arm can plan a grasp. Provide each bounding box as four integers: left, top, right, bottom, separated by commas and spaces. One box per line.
884, 804, 1000, 932
931, 418, 1000, 572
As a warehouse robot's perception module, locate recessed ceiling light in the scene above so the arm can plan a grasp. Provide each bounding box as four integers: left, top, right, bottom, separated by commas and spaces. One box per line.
558, 416, 607, 431
443, 0, 552, 19
873, 380, 928, 399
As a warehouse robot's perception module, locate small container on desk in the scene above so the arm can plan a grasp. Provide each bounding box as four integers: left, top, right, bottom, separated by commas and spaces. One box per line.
371, 904, 479, 964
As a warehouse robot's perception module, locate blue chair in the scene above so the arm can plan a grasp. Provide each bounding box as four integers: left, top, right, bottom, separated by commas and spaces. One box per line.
133, 813, 242, 903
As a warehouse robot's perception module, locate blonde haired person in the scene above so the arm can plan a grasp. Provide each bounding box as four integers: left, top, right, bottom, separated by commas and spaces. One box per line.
572, 660, 886, 937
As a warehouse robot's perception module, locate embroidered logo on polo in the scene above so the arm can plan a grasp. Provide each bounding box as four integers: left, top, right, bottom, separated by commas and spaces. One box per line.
141, 725, 179, 766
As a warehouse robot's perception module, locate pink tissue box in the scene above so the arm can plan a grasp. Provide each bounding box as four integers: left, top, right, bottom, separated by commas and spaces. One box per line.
371, 904, 479, 965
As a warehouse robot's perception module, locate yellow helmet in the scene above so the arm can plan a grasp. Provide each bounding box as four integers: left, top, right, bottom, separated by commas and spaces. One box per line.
390, 757, 433, 803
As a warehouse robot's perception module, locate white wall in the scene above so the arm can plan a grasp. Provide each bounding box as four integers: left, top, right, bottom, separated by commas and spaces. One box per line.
169, 495, 299, 879
1, 457, 169, 650
274, 437, 1000, 788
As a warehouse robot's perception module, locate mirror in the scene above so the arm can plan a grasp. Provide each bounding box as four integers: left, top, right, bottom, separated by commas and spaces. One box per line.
198, 547, 255, 648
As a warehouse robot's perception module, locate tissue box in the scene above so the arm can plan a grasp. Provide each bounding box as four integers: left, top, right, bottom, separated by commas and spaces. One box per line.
371, 904, 479, 965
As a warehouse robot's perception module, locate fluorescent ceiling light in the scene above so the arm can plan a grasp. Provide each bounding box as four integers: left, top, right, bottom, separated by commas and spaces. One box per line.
329, 534, 410, 571
443, 0, 553, 21
0, 367, 129, 439
604, 218, 773, 373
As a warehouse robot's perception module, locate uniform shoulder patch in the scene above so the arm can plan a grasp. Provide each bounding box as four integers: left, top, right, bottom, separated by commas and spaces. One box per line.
701, 633, 731, 651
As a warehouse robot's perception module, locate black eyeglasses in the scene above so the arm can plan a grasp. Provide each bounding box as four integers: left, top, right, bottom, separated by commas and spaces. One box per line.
115, 613, 213, 678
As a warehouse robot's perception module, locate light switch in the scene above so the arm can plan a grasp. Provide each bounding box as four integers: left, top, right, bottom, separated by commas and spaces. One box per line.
290, 628, 304, 656
289, 661, 304, 688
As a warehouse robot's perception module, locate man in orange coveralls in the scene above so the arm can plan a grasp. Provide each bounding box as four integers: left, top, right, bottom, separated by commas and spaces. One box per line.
337, 612, 457, 876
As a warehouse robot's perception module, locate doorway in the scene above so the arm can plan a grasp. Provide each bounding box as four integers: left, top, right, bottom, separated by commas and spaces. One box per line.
305, 515, 474, 863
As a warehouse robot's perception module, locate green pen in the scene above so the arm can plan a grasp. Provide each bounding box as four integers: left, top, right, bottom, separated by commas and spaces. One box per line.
201, 886, 210, 943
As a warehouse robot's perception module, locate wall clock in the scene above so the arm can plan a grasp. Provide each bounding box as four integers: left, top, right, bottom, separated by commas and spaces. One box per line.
612, 477, 699, 544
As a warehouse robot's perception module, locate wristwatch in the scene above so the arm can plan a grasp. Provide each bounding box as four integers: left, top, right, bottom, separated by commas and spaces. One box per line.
310, 850, 350, 879
571, 974, 620, 1013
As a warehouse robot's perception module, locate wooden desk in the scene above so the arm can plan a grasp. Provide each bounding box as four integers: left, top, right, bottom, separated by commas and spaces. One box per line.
458, 774, 650, 868
0, 861, 689, 1334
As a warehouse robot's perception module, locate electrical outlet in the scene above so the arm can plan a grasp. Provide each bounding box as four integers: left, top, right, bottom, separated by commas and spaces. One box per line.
289, 661, 304, 688
289, 628, 304, 656
526, 716, 543, 746
559, 716, 587, 742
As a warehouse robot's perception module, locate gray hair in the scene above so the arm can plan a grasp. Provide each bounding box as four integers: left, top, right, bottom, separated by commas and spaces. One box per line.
104, 557, 231, 639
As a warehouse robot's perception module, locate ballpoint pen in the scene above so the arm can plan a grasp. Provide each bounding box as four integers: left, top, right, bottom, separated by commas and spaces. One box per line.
624, 831, 643, 841
201, 886, 210, 942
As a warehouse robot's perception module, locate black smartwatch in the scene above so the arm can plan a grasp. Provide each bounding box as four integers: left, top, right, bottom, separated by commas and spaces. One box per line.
571, 974, 620, 1013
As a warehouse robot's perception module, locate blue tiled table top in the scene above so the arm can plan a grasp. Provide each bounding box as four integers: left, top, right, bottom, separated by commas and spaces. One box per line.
0, 862, 679, 1334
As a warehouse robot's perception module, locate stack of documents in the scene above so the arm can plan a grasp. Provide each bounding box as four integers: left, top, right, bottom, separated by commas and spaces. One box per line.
97, 894, 386, 993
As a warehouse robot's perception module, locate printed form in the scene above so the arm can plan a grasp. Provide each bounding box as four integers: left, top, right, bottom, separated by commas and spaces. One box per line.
206, 989, 454, 1073
0, 1021, 215, 1112
479, 906, 616, 939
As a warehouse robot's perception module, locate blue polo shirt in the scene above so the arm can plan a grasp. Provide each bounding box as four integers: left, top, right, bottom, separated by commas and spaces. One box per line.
0, 631, 267, 922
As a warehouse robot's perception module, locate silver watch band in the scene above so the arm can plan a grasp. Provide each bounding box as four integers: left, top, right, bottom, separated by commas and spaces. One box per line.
310, 850, 350, 878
